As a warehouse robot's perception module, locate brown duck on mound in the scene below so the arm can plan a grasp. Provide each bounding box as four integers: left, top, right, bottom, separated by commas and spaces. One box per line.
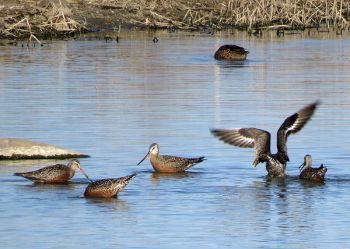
299, 155, 327, 181
14, 159, 91, 183
83, 174, 136, 198
214, 45, 249, 61
137, 143, 205, 173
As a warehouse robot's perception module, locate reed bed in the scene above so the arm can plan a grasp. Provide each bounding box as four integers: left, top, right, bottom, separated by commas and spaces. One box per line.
1, 0, 349, 41
92, 0, 350, 31
0, 0, 86, 41
219, 0, 350, 30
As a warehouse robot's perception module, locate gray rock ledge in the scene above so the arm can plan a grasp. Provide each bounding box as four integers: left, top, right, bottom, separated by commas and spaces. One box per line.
0, 138, 89, 160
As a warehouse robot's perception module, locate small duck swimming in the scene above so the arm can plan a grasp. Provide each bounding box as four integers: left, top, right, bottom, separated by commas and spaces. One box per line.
83, 174, 136, 198
211, 101, 320, 178
214, 45, 249, 61
137, 143, 205, 173
299, 155, 327, 181
14, 159, 90, 183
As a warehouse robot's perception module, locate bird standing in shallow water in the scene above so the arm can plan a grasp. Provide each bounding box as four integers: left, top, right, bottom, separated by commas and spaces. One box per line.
137, 143, 205, 173
211, 101, 320, 178
14, 159, 90, 183
299, 155, 327, 181
214, 45, 249, 61
83, 174, 136, 198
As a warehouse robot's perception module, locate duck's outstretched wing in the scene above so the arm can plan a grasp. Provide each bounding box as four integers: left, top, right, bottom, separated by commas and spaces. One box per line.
277, 101, 320, 162
211, 128, 270, 167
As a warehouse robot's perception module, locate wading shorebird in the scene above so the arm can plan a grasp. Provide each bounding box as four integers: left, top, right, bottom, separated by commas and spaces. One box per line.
299, 155, 327, 181
214, 45, 249, 61
14, 159, 91, 183
211, 101, 320, 178
83, 174, 136, 198
137, 143, 205, 173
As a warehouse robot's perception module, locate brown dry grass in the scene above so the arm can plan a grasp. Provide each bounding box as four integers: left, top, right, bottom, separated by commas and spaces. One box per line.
0, 0, 86, 41
0, 0, 349, 40
86, 0, 349, 30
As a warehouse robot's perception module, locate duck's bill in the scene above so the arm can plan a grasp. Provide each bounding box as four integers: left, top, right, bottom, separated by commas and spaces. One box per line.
79, 168, 93, 182
137, 152, 150, 166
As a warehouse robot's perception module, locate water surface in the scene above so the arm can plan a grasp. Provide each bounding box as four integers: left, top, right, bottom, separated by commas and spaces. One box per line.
1, 30, 350, 248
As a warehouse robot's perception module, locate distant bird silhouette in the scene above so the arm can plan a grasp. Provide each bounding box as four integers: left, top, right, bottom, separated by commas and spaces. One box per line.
104, 36, 113, 43
153, 37, 159, 43
211, 101, 320, 177
299, 155, 327, 181
214, 45, 249, 61
248, 28, 262, 37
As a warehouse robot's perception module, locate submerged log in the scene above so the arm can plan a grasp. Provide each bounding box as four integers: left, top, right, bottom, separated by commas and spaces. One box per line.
0, 138, 89, 160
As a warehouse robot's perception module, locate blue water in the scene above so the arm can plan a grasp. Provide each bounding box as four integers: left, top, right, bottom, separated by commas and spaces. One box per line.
1, 30, 350, 248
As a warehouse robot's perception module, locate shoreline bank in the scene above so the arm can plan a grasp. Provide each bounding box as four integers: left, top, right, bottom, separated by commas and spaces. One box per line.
1, 0, 350, 41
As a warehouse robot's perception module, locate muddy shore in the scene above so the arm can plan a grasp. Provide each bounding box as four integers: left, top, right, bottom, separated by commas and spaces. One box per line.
1, 0, 350, 41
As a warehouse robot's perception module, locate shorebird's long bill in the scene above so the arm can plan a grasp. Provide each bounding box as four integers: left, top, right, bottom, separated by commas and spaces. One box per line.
299, 162, 305, 170
137, 151, 150, 166
79, 167, 93, 182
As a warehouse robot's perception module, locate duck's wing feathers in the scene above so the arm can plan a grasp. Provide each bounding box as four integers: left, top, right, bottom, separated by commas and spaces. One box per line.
299, 165, 327, 181
211, 128, 271, 164
277, 101, 320, 162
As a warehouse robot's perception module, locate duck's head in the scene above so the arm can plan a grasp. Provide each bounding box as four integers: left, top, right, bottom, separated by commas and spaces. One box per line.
299, 154, 312, 171
137, 143, 159, 166
68, 159, 92, 181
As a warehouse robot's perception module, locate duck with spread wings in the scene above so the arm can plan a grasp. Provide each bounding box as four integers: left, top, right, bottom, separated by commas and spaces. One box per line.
211, 101, 320, 178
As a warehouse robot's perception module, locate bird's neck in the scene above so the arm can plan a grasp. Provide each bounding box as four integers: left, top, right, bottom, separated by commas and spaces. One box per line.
274, 151, 289, 164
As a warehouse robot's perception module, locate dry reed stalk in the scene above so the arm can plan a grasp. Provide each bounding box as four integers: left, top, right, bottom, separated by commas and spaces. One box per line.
219, 0, 349, 29
2, 0, 349, 38
1, 0, 86, 39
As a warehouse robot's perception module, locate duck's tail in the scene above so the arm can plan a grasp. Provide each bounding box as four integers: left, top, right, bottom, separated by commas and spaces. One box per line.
318, 164, 328, 176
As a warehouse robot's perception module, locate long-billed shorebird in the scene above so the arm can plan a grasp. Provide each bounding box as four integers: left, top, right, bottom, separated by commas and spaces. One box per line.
14, 159, 91, 183
214, 45, 249, 61
211, 101, 320, 177
299, 154, 327, 181
137, 143, 205, 173
83, 174, 136, 198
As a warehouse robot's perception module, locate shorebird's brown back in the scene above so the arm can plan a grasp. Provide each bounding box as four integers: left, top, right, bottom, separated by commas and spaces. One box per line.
84, 174, 136, 198
14, 164, 73, 183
